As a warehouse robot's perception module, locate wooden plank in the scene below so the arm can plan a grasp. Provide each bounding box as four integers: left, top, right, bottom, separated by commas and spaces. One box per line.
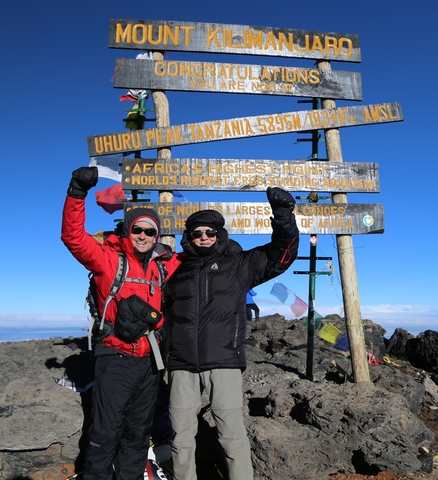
88, 102, 403, 157
109, 19, 361, 62
113, 58, 362, 101
124, 202, 384, 235
122, 158, 380, 193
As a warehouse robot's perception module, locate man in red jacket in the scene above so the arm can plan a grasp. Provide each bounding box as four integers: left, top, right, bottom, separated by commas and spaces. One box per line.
61, 166, 174, 480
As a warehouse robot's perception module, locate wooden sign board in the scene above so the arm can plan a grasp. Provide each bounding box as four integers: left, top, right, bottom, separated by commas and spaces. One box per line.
125, 202, 384, 235
122, 158, 380, 193
109, 19, 361, 62
88, 102, 403, 157
113, 58, 362, 101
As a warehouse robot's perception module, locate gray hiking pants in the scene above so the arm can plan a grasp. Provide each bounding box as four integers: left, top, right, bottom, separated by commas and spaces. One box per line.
169, 369, 254, 480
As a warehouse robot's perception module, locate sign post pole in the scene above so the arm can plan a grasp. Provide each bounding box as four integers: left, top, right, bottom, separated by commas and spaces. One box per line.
318, 60, 370, 383
307, 237, 317, 379
295, 105, 332, 380
151, 51, 175, 252
307, 104, 323, 380
308, 99, 320, 380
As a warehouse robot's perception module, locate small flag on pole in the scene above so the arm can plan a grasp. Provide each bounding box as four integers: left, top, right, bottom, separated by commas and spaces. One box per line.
173, 191, 188, 201
89, 155, 123, 182
95, 183, 126, 214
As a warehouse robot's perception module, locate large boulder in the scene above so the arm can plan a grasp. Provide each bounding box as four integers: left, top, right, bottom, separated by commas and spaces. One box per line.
386, 327, 415, 360
406, 330, 438, 373
0, 338, 93, 479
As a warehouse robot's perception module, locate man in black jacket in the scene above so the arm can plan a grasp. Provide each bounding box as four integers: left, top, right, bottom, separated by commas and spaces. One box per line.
164, 187, 299, 480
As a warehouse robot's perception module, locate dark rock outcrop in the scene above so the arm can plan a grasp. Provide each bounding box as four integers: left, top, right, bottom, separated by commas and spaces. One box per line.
386, 327, 415, 360
0, 315, 436, 480
406, 330, 438, 373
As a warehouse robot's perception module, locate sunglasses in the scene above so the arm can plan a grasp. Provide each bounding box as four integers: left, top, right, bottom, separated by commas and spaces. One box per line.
132, 225, 157, 237
191, 229, 217, 239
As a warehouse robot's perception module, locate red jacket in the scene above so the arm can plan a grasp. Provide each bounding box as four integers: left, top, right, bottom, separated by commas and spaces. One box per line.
61, 196, 176, 357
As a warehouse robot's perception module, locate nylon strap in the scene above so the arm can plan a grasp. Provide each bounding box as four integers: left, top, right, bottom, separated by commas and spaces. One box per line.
147, 330, 164, 370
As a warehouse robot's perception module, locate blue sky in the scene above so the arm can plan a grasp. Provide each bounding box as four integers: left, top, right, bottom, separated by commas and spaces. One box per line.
1, 0, 437, 341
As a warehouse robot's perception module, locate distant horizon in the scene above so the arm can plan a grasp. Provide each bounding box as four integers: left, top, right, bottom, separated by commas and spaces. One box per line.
1, 304, 436, 342
0, 327, 86, 343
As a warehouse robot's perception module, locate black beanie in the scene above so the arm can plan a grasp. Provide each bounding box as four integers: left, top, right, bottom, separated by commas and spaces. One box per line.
185, 210, 225, 233
122, 208, 161, 238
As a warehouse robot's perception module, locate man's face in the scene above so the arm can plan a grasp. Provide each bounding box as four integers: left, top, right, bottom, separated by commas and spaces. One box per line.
130, 221, 157, 252
191, 225, 217, 247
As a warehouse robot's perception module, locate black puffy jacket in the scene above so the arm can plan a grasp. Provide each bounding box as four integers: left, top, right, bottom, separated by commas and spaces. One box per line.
164, 211, 299, 373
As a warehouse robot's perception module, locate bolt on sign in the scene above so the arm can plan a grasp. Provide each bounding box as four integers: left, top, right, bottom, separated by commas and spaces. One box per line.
124, 202, 384, 235
122, 158, 380, 193
113, 58, 362, 101
88, 102, 403, 157
109, 19, 361, 62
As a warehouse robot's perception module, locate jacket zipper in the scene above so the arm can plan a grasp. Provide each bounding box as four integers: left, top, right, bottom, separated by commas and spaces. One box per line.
194, 261, 201, 370
205, 271, 209, 303
233, 313, 240, 349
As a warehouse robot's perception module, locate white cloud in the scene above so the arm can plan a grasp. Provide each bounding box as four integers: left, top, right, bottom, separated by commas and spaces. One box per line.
360, 304, 438, 337
0, 313, 88, 329
1, 304, 438, 340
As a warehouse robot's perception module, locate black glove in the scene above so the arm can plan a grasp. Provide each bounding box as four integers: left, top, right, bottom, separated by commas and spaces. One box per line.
267, 187, 296, 216
67, 167, 98, 199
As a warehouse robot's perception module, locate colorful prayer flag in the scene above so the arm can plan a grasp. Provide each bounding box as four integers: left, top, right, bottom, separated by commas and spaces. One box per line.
290, 294, 308, 318
302, 311, 323, 329
270, 282, 289, 304
119, 52, 152, 102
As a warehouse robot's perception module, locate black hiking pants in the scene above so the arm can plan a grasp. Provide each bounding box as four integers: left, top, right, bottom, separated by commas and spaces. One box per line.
83, 353, 159, 480
246, 303, 260, 321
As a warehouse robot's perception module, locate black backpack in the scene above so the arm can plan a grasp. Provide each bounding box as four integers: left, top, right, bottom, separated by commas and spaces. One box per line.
86, 252, 166, 354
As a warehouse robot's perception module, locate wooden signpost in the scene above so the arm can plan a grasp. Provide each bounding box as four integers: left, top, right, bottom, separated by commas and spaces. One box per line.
122, 158, 380, 193
113, 58, 362, 101
109, 19, 361, 62
124, 201, 384, 235
88, 102, 403, 156
85, 18, 405, 384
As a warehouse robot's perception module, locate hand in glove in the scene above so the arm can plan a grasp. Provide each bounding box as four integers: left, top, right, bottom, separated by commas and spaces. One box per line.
67, 167, 98, 199
267, 187, 296, 217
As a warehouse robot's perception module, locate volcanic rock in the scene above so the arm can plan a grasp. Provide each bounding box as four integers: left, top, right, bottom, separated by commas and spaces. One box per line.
0, 315, 437, 480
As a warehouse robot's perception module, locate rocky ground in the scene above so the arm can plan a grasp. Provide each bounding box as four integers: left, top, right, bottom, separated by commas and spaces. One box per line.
329, 335, 438, 480
3, 314, 438, 479
328, 404, 438, 479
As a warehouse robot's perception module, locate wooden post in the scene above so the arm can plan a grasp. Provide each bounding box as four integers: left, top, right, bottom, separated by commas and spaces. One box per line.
318, 60, 370, 383
151, 51, 175, 252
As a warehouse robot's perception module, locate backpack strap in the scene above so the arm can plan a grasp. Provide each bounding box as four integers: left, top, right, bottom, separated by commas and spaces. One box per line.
98, 252, 129, 333
123, 257, 167, 295
146, 258, 167, 370
147, 330, 165, 370
156, 258, 167, 287
123, 277, 161, 294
